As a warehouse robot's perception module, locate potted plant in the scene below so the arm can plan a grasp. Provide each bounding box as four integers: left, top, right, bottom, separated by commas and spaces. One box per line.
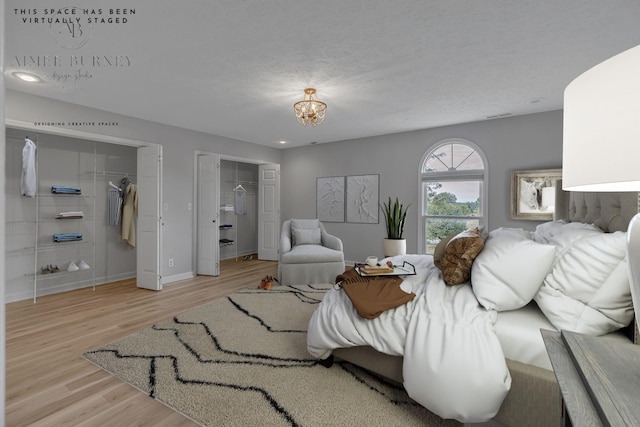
380, 196, 410, 257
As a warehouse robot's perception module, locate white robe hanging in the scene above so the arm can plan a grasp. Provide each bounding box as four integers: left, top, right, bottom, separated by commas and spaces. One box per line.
235, 188, 247, 215
21, 138, 37, 197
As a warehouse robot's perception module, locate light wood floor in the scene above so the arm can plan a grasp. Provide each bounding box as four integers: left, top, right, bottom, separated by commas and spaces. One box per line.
5, 258, 278, 427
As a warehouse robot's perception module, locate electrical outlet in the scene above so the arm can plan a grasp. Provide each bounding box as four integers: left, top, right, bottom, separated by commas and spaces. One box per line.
187, 202, 192, 210
168, 258, 174, 267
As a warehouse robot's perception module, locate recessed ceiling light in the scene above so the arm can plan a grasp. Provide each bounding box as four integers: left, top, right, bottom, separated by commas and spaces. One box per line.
279, 140, 287, 144
13, 72, 42, 83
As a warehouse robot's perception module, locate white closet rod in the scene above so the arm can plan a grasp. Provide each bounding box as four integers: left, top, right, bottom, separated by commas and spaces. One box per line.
226, 180, 257, 185
86, 170, 137, 176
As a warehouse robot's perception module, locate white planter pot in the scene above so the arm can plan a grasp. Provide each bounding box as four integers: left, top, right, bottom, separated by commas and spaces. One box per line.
383, 238, 406, 257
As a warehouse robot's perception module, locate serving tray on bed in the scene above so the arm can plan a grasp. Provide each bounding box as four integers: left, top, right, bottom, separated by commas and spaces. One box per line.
355, 261, 416, 276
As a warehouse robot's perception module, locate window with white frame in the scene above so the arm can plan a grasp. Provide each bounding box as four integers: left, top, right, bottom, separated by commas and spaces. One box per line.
420, 139, 488, 254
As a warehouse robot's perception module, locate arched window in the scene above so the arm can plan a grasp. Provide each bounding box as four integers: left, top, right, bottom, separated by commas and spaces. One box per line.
419, 139, 488, 254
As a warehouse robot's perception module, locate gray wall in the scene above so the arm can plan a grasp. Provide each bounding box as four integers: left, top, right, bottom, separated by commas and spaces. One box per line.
5, 90, 282, 283
281, 110, 563, 263
5, 89, 564, 281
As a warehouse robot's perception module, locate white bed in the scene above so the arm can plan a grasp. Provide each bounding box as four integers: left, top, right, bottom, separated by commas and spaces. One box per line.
307, 191, 638, 426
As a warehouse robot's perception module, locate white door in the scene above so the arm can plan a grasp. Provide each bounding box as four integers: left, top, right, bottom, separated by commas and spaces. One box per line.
137, 144, 163, 290
197, 154, 220, 275
258, 163, 280, 261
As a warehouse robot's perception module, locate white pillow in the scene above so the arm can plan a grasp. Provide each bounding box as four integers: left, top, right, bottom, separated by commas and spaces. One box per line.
290, 219, 321, 245
290, 218, 320, 230
533, 220, 602, 248
472, 228, 556, 311
534, 231, 633, 335
292, 227, 321, 245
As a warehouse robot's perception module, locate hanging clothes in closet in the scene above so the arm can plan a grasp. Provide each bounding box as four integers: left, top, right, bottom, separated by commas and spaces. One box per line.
121, 178, 138, 248
107, 181, 123, 226
234, 184, 247, 215
21, 137, 37, 197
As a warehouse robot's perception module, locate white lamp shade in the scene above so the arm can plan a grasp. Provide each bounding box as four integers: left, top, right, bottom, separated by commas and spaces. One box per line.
564, 45, 640, 342
563, 44, 640, 191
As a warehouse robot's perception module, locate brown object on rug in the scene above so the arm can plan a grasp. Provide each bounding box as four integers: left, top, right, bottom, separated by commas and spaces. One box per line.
83, 284, 459, 427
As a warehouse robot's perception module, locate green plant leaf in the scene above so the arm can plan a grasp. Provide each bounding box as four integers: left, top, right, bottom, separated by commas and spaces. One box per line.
380, 196, 410, 239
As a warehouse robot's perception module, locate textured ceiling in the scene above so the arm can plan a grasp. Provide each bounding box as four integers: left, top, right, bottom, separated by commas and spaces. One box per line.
5, 1, 640, 148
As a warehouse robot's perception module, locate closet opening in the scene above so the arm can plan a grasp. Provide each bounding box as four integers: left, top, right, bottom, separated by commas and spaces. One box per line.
4, 124, 162, 302
219, 159, 259, 268
194, 153, 280, 278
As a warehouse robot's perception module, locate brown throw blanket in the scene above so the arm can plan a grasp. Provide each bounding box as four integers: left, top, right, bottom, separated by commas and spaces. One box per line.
337, 267, 416, 319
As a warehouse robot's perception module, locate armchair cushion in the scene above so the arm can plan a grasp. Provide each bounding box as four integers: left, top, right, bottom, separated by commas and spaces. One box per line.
290, 219, 321, 245
281, 244, 344, 264
293, 227, 321, 246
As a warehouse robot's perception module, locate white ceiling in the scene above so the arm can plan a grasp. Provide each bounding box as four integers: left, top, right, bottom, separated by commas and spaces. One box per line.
5, 1, 640, 148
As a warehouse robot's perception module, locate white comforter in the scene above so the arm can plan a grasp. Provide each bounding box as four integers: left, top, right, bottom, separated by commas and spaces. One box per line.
307, 254, 511, 423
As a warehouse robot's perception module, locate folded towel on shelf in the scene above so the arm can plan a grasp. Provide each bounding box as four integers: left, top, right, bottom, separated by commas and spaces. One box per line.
51, 186, 82, 194
55, 211, 84, 219
53, 233, 83, 242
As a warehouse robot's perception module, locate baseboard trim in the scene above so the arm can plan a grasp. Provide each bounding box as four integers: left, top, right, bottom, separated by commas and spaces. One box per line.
162, 271, 195, 285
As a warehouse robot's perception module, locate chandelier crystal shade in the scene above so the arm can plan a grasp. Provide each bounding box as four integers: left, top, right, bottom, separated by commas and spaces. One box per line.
293, 88, 327, 127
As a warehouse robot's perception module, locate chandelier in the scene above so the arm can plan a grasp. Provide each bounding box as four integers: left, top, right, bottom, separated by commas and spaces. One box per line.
293, 88, 327, 127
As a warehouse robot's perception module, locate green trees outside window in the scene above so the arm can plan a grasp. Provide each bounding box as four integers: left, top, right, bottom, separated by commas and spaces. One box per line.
421, 140, 486, 254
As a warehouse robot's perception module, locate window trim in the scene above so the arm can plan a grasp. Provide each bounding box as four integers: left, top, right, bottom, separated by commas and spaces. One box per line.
418, 138, 489, 254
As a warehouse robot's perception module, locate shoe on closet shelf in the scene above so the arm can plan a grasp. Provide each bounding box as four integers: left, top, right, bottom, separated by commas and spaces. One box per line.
67, 261, 79, 272
78, 260, 90, 270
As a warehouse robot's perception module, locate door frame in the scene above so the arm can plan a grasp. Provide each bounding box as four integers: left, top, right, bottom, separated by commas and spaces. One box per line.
192, 150, 280, 274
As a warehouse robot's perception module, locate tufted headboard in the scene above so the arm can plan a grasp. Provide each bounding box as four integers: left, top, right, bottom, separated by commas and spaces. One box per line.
555, 188, 639, 342
555, 187, 638, 232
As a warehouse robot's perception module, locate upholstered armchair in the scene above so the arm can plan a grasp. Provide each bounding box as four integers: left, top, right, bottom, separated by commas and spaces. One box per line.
278, 219, 345, 286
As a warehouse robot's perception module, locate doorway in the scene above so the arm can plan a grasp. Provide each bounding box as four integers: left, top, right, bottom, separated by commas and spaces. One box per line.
194, 152, 280, 277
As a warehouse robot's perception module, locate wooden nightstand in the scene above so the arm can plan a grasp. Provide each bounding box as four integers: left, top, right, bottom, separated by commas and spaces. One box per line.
542, 329, 640, 426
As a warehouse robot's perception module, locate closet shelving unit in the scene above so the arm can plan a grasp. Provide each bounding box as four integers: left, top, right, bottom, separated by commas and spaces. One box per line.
219, 200, 236, 260
220, 162, 257, 261
5, 131, 140, 302
31, 140, 97, 302
34, 193, 95, 301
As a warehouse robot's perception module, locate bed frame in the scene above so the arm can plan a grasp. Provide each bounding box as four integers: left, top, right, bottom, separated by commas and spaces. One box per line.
332, 190, 638, 427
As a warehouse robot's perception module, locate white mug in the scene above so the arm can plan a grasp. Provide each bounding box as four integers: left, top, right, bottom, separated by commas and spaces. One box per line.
366, 256, 378, 267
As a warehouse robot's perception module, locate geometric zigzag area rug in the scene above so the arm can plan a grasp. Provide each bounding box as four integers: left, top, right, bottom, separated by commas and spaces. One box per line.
83, 284, 459, 427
